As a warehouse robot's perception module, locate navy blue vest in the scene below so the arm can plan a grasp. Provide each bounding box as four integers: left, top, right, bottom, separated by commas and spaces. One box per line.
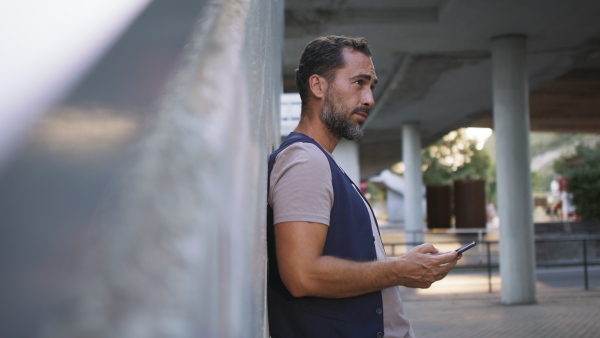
267, 132, 384, 338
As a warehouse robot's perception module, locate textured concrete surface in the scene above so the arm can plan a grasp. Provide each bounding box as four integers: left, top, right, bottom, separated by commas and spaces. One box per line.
402, 281, 600, 337
0, 1, 283, 337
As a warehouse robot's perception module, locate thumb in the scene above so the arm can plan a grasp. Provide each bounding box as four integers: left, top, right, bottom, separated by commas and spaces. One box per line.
435, 250, 458, 263
412, 243, 438, 254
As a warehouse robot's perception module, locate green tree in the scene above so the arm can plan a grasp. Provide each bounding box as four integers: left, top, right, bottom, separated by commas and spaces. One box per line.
420, 129, 492, 186
392, 128, 495, 202
553, 144, 600, 221
531, 170, 554, 193
392, 128, 496, 202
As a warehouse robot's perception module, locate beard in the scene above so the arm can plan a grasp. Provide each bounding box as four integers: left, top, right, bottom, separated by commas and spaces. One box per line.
320, 91, 368, 141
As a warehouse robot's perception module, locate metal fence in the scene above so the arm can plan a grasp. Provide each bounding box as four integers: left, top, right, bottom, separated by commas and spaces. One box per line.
384, 237, 600, 292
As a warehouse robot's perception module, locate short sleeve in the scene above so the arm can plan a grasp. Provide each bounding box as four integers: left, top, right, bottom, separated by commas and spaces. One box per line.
268, 143, 333, 225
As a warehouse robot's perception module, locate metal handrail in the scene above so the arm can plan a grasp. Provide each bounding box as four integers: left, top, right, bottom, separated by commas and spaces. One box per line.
384, 237, 600, 292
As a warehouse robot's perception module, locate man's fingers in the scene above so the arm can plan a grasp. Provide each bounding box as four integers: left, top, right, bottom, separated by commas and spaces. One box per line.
411, 243, 438, 254
398, 244, 462, 289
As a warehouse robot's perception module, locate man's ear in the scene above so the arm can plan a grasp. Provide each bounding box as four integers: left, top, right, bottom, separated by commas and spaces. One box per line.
308, 74, 328, 99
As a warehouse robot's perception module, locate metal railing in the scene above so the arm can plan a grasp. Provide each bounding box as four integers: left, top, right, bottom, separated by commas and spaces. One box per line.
384, 237, 600, 292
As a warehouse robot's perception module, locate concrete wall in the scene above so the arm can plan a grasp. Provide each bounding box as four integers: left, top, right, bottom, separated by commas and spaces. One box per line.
0, 0, 282, 337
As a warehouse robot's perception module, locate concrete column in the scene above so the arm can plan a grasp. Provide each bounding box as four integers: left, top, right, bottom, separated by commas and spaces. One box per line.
402, 123, 424, 246
491, 35, 537, 305
333, 139, 361, 185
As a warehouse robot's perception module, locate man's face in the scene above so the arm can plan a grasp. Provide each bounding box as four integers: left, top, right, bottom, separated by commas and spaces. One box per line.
320, 48, 378, 141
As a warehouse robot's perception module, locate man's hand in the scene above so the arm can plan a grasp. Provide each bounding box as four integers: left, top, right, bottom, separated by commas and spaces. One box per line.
393, 243, 461, 289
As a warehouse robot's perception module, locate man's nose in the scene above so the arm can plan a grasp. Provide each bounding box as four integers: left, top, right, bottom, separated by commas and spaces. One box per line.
362, 89, 375, 107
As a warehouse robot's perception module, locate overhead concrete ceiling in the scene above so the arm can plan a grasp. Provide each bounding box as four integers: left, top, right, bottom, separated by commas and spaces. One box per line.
282, 0, 600, 178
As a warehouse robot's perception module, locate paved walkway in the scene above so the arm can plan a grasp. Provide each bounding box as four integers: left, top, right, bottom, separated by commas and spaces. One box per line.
400, 277, 600, 337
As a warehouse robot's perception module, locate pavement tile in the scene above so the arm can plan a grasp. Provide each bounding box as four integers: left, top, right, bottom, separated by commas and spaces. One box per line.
402, 288, 600, 337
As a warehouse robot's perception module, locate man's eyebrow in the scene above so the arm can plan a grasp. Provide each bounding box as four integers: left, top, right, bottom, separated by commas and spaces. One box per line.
352, 74, 378, 86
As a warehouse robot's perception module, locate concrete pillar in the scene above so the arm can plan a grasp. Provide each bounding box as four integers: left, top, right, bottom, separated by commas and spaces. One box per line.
0, 1, 283, 337
491, 35, 537, 305
402, 123, 424, 246
333, 139, 360, 185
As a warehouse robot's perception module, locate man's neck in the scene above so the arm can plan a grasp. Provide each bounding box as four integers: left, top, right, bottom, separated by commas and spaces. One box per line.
294, 118, 340, 153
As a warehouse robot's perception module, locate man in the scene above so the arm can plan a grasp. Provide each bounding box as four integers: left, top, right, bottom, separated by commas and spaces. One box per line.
267, 35, 460, 338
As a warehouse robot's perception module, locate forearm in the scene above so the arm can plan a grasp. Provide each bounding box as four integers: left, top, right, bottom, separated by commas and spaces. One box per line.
280, 250, 459, 298
284, 256, 401, 298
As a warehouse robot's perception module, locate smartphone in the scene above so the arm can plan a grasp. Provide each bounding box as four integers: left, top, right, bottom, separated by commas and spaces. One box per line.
456, 241, 477, 254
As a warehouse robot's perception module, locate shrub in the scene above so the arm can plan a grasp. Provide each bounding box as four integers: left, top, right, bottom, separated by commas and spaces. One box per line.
554, 144, 600, 221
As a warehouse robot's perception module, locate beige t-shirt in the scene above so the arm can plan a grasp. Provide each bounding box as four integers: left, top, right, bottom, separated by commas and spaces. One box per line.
268, 142, 414, 338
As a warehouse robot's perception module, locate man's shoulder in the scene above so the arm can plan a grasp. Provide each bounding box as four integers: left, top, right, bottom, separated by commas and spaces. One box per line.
276, 142, 330, 166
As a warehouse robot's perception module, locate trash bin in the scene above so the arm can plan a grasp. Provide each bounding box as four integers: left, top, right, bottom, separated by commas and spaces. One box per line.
426, 185, 452, 229
453, 179, 486, 228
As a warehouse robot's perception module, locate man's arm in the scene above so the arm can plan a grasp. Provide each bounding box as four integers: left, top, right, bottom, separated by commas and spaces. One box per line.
275, 221, 460, 299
